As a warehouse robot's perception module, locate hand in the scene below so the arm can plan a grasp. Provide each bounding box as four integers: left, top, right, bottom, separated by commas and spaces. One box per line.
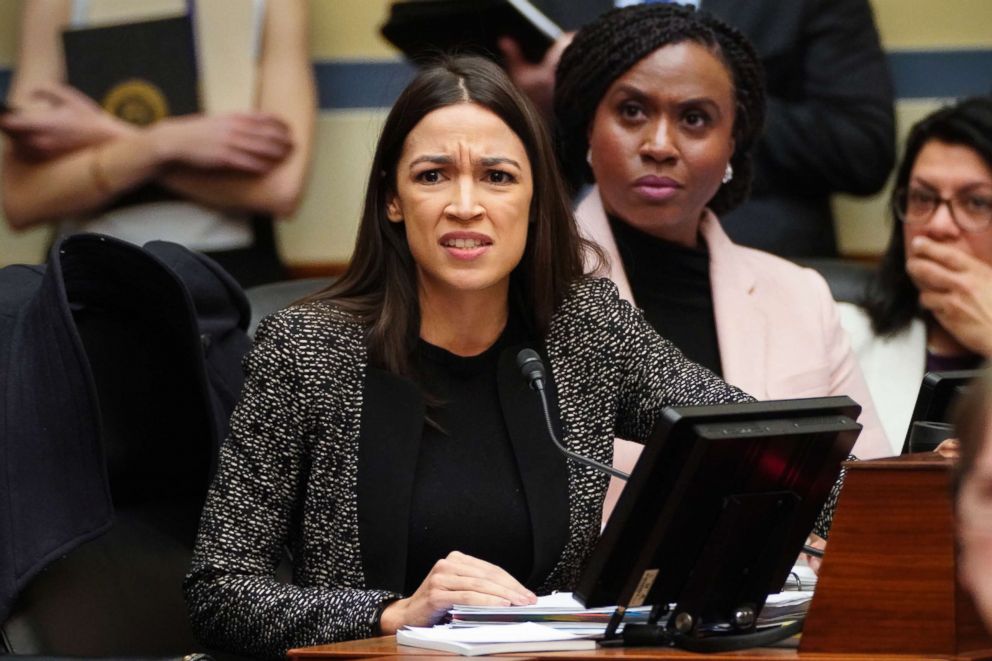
149, 112, 293, 174
497, 33, 574, 118
0, 84, 130, 159
906, 236, 992, 357
935, 437, 960, 459
378, 551, 536, 634
802, 534, 826, 574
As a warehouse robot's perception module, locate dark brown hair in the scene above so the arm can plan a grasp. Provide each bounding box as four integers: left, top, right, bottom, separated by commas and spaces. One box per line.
308, 56, 589, 379
553, 3, 766, 216
865, 97, 992, 335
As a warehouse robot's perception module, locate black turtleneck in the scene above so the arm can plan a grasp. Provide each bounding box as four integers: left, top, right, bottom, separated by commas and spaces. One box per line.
404, 315, 534, 595
609, 215, 723, 377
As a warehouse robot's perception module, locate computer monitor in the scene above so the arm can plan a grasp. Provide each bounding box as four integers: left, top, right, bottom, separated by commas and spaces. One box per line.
901, 370, 981, 454
574, 396, 861, 640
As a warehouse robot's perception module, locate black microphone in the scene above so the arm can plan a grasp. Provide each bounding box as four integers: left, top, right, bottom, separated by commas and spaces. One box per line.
516, 349, 629, 481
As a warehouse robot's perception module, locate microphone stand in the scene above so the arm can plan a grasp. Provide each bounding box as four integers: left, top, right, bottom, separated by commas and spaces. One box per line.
516, 349, 629, 481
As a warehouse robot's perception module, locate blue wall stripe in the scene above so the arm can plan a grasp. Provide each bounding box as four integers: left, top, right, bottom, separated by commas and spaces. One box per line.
889, 50, 992, 100
313, 50, 992, 109
0, 50, 989, 110
314, 60, 416, 110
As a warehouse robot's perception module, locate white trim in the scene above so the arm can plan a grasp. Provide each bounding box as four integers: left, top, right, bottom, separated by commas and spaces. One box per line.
507, 0, 562, 40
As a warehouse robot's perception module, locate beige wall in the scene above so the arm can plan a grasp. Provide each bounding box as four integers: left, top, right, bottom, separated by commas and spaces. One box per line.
832, 1, 992, 255
2, 0, 992, 268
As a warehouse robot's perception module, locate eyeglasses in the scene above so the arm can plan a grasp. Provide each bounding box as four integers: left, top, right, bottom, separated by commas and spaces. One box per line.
892, 186, 992, 233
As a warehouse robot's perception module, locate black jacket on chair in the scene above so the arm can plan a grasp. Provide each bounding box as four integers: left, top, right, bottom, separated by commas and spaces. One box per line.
0, 234, 251, 656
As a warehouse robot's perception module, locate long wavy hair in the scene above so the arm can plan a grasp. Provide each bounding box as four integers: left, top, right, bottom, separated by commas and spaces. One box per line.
306, 56, 591, 379
865, 97, 992, 336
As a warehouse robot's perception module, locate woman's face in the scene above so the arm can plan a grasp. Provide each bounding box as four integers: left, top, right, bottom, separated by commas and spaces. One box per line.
958, 418, 992, 631
587, 41, 736, 247
387, 103, 533, 301
902, 140, 992, 268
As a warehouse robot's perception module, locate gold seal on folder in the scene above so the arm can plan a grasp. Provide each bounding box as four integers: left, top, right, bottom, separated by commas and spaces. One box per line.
102, 78, 170, 125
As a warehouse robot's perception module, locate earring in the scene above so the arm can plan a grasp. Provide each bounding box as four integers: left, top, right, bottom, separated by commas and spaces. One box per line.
586, 148, 593, 167
722, 163, 733, 185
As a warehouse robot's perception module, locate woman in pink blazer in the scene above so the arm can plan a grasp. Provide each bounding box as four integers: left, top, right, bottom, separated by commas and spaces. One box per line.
553, 4, 890, 524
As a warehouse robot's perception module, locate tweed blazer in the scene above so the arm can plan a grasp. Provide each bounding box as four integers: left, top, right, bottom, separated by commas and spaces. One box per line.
185, 277, 750, 658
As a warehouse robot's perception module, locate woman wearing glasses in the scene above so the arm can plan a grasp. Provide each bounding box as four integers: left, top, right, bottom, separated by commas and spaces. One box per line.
843, 97, 992, 445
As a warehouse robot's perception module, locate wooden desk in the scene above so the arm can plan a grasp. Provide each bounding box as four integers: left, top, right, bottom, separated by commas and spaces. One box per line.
287, 635, 967, 660
290, 455, 992, 661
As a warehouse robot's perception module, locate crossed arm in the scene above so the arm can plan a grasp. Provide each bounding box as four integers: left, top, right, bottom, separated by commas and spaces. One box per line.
1, 0, 316, 229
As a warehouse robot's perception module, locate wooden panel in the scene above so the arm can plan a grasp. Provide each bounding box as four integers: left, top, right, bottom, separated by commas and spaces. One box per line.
801, 454, 992, 657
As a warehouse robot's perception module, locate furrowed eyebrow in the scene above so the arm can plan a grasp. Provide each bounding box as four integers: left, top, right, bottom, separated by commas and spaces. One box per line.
409, 155, 453, 168
479, 156, 521, 169
408, 154, 522, 170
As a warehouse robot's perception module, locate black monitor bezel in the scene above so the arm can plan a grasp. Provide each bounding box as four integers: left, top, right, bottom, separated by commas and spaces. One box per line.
574, 396, 862, 634
901, 369, 981, 454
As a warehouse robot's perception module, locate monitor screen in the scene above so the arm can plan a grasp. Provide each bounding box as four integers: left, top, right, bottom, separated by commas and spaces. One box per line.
901, 370, 981, 454
574, 397, 861, 635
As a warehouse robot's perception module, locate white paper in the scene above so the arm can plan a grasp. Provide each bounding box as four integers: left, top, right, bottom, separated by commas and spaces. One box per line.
451, 591, 649, 615
402, 622, 589, 643
764, 591, 814, 607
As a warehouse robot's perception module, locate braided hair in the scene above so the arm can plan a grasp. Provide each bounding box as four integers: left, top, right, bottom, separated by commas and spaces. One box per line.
554, 3, 766, 216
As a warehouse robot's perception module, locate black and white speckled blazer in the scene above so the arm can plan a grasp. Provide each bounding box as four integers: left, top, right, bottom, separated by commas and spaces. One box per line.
184, 277, 751, 658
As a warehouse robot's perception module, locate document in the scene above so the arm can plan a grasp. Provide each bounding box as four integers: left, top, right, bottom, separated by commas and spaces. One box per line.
449, 592, 651, 636
396, 622, 597, 656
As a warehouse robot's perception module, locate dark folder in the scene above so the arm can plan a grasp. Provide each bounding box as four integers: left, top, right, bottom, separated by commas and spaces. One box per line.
62, 15, 199, 126
381, 0, 562, 64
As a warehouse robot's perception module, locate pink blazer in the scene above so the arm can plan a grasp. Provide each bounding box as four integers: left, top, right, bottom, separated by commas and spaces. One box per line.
575, 188, 892, 521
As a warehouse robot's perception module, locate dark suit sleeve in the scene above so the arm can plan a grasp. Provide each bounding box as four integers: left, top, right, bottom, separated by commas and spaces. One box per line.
750, 0, 895, 196
184, 313, 399, 659
530, 0, 612, 32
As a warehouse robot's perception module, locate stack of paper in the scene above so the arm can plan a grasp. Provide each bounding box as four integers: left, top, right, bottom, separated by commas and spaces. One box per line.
783, 564, 818, 592
449, 591, 651, 636
757, 591, 814, 625
407, 586, 812, 654
396, 622, 597, 656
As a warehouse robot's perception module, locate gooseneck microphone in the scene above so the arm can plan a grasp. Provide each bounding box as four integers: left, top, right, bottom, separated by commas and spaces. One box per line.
519, 351, 825, 564
516, 349, 629, 481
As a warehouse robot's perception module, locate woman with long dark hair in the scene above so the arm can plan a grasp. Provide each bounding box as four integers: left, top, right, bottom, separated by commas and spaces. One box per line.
553, 4, 891, 523
184, 56, 750, 658
844, 97, 992, 444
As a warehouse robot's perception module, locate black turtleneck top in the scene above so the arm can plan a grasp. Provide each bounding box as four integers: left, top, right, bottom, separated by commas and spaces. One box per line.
404, 316, 534, 595
609, 215, 723, 377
